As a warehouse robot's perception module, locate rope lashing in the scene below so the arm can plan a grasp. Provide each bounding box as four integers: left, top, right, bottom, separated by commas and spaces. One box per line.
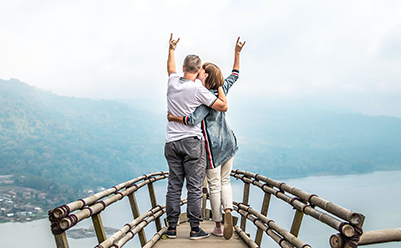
129, 183, 139, 191
262, 183, 270, 191
96, 200, 107, 210
307, 194, 318, 208
289, 197, 302, 206
77, 199, 87, 207
115, 192, 124, 199
278, 182, 286, 190
82, 206, 93, 216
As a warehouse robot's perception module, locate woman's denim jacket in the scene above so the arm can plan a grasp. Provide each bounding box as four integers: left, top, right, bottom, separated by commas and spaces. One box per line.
183, 70, 239, 169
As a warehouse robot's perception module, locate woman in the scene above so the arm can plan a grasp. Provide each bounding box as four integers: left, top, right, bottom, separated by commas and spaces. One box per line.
167, 37, 245, 240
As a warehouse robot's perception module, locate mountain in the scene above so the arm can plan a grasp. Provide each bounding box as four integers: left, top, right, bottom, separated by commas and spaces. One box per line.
1, 78, 401, 203
0, 79, 166, 203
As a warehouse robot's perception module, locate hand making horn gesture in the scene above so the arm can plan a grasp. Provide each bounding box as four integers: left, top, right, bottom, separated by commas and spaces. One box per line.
169, 33, 180, 51
235, 37, 246, 53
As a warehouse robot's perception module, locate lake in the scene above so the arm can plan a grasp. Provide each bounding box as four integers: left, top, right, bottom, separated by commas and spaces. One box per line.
0, 170, 400, 248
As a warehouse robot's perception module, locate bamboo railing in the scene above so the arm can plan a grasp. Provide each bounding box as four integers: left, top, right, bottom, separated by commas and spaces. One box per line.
231, 169, 401, 248
49, 171, 170, 248
48, 169, 401, 248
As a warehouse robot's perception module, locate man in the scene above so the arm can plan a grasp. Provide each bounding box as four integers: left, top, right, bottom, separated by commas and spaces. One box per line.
164, 33, 228, 240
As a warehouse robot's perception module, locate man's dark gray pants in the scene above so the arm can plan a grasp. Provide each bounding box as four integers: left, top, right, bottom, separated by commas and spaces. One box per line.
164, 136, 206, 228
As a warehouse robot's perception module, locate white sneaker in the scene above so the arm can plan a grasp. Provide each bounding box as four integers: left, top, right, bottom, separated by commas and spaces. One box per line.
211, 227, 223, 237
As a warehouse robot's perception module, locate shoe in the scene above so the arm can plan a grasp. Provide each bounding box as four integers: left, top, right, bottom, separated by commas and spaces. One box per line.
223, 212, 233, 240
211, 227, 223, 237
164, 227, 177, 239
189, 228, 210, 240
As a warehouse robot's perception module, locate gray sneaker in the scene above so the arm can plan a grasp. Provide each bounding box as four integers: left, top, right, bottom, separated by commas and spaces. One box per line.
189, 228, 210, 240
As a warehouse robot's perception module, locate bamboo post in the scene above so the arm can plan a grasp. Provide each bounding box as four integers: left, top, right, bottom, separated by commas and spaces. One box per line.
128, 192, 147, 247
147, 182, 162, 231
344, 213, 365, 248
240, 181, 250, 231
290, 209, 304, 237
255, 192, 271, 246
54, 233, 69, 248
201, 177, 208, 219
91, 213, 107, 243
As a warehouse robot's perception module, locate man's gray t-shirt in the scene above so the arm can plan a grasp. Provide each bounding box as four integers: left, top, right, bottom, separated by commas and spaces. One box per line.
165, 73, 217, 143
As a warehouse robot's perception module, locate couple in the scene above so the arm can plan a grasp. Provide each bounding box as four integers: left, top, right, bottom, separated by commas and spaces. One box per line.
164, 33, 245, 240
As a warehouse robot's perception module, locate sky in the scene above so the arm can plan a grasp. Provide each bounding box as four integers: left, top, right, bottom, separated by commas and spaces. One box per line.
1, 0, 401, 117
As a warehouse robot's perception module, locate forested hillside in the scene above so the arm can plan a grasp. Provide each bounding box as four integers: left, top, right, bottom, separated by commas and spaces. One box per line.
1, 78, 401, 206
0, 79, 166, 204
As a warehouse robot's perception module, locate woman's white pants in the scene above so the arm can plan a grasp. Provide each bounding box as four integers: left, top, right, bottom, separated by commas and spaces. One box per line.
206, 156, 234, 222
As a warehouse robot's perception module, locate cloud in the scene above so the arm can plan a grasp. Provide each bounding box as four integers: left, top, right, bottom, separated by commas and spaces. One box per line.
1, 0, 400, 117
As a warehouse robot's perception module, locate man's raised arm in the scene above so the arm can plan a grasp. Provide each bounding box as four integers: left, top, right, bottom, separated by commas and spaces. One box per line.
167, 33, 180, 76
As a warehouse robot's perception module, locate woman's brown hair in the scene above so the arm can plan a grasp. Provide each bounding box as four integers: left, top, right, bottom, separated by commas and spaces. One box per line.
203, 63, 224, 90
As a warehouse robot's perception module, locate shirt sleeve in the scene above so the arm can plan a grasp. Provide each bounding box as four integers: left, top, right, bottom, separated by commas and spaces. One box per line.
167, 73, 179, 84
222, 70, 239, 95
195, 86, 217, 107
183, 105, 210, 126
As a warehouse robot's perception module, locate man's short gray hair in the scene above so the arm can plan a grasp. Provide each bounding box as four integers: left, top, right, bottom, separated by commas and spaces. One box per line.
183, 55, 201, 73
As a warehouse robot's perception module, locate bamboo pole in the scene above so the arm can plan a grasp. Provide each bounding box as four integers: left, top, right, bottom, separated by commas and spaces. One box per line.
54, 232, 69, 248
128, 191, 147, 247
147, 182, 162, 231
234, 225, 260, 248
231, 170, 364, 225
50, 172, 168, 219
114, 208, 166, 248
255, 192, 271, 246
232, 172, 355, 236
143, 227, 168, 248
92, 213, 107, 244
234, 202, 310, 248
240, 181, 250, 231
358, 228, 401, 245
110, 199, 187, 248
329, 234, 344, 248
95, 204, 168, 248
234, 209, 294, 248
56, 176, 164, 231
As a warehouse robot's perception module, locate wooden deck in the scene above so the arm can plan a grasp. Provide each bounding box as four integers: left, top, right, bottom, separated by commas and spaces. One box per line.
153, 220, 249, 248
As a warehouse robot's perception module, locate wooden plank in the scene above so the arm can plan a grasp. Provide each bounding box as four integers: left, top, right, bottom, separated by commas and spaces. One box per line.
153, 220, 249, 248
